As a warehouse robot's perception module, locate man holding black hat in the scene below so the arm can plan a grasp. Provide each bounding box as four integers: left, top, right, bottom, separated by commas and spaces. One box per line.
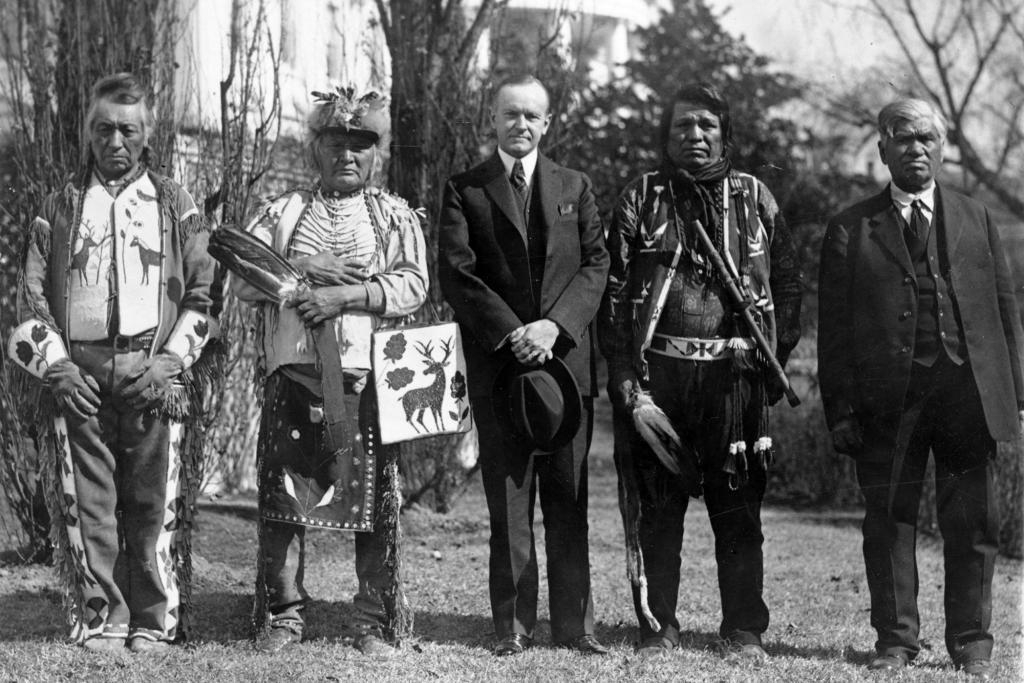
438, 74, 610, 656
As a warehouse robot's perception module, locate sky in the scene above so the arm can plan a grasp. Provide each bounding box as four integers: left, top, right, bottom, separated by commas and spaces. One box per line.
706, 0, 894, 83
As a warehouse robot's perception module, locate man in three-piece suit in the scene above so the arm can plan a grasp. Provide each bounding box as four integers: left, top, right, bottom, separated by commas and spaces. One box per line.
438, 75, 610, 657
818, 98, 1024, 679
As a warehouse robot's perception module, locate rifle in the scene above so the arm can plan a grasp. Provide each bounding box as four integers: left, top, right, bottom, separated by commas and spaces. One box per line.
689, 219, 800, 407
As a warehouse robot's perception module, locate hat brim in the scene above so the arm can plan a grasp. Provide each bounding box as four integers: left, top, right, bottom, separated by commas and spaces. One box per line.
491, 356, 583, 452
317, 127, 380, 145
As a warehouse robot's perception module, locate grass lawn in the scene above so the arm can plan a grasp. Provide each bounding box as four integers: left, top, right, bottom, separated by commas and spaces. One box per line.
1, 396, 1021, 682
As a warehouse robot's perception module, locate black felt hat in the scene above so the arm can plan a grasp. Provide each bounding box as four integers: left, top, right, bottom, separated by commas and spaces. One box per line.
492, 357, 583, 452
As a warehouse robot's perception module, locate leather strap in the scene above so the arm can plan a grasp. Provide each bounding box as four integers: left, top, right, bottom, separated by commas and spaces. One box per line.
313, 324, 348, 451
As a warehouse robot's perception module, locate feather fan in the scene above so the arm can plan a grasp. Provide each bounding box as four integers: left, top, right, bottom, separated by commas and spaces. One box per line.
208, 227, 305, 303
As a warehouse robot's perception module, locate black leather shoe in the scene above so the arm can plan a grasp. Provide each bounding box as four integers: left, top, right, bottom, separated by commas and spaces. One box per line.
558, 634, 609, 655
867, 652, 908, 673
959, 659, 992, 680
493, 633, 532, 657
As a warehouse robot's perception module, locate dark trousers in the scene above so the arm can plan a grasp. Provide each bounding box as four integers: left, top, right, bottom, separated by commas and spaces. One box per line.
475, 396, 596, 643
856, 355, 998, 663
630, 354, 768, 646
66, 342, 179, 641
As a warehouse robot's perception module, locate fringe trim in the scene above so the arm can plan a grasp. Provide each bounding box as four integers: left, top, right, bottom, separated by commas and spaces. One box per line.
161, 339, 226, 639
755, 376, 775, 470
252, 374, 280, 637
174, 421, 205, 641
5, 364, 58, 427
17, 218, 60, 330
252, 515, 271, 638
179, 212, 208, 247
38, 422, 94, 643
153, 339, 226, 421
380, 454, 413, 641
723, 372, 775, 489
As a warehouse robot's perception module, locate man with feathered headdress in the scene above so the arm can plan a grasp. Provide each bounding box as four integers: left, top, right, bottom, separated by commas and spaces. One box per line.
7, 73, 220, 653
230, 86, 426, 656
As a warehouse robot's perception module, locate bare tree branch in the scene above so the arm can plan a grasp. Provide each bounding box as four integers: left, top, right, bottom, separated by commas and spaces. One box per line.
869, 0, 943, 103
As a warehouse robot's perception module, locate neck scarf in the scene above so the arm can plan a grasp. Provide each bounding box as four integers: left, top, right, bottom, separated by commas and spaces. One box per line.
666, 157, 731, 234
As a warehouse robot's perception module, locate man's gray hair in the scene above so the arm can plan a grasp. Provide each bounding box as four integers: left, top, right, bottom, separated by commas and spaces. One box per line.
877, 98, 947, 142
84, 73, 155, 137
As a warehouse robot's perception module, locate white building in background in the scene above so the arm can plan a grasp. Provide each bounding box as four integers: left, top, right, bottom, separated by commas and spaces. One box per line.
173, 0, 661, 138
173, 0, 389, 139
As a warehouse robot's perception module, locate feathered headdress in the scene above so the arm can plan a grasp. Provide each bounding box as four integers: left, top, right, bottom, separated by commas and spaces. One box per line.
308, 86, 390, 145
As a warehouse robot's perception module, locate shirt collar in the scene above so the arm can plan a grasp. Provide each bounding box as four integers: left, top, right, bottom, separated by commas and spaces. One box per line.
889, 181, 936, 213
497, 147, 539, 184
89, 166, 153, 199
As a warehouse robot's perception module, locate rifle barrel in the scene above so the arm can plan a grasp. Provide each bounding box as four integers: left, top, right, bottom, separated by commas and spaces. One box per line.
690, 220, 800, 407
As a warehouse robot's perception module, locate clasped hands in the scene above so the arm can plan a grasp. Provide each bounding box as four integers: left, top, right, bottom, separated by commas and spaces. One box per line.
287, 252, 369, 327
508, 319, 559, 367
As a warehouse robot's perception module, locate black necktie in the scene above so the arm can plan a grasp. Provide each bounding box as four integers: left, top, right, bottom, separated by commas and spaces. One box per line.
510, 160, 527, 197
908, 199, 928, 241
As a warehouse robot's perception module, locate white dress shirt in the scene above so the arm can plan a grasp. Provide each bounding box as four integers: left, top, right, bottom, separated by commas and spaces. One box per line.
890, 181, 936, 228
498, 147, 538, 191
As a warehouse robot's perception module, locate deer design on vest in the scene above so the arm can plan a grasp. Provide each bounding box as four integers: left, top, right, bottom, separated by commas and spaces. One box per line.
399, 337, 453, 433
71, 224, 100, 286
129, 235, 161, 285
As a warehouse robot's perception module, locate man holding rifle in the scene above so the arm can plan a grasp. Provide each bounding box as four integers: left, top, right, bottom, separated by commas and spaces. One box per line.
598, 82, 801, 661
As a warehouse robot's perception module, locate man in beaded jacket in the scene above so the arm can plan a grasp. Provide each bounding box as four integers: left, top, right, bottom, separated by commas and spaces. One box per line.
8, 73, 219, 652
231, 86, 427, 656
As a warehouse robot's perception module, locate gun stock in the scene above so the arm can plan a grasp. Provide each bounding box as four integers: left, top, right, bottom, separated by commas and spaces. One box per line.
689, 219, 800, 407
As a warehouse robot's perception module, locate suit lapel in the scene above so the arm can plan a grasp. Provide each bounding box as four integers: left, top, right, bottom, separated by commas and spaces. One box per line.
536, 155, 561, 248
935, 184, 963, 257
482, 154, 527, 242
868, 190, 914, 276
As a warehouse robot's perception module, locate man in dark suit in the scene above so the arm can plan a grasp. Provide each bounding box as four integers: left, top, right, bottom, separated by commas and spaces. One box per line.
438, 75, 610, 656
819, 98, 1024, 679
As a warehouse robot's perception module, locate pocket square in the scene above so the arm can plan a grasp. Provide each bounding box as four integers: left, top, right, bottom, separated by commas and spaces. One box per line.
557, 203, 576, 215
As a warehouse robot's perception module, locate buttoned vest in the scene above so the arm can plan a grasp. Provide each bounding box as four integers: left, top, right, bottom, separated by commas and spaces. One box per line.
906, 203, 965, 366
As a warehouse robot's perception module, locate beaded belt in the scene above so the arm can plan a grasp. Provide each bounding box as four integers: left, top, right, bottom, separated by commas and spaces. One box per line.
647, 334, 753, 362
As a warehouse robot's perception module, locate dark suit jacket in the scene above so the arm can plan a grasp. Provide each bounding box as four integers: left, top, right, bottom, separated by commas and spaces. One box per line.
818, 184, 1024, 444
438, 153, 609, 399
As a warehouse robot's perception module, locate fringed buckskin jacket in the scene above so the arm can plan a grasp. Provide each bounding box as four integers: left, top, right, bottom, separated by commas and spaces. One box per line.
17, 168, 220, 416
